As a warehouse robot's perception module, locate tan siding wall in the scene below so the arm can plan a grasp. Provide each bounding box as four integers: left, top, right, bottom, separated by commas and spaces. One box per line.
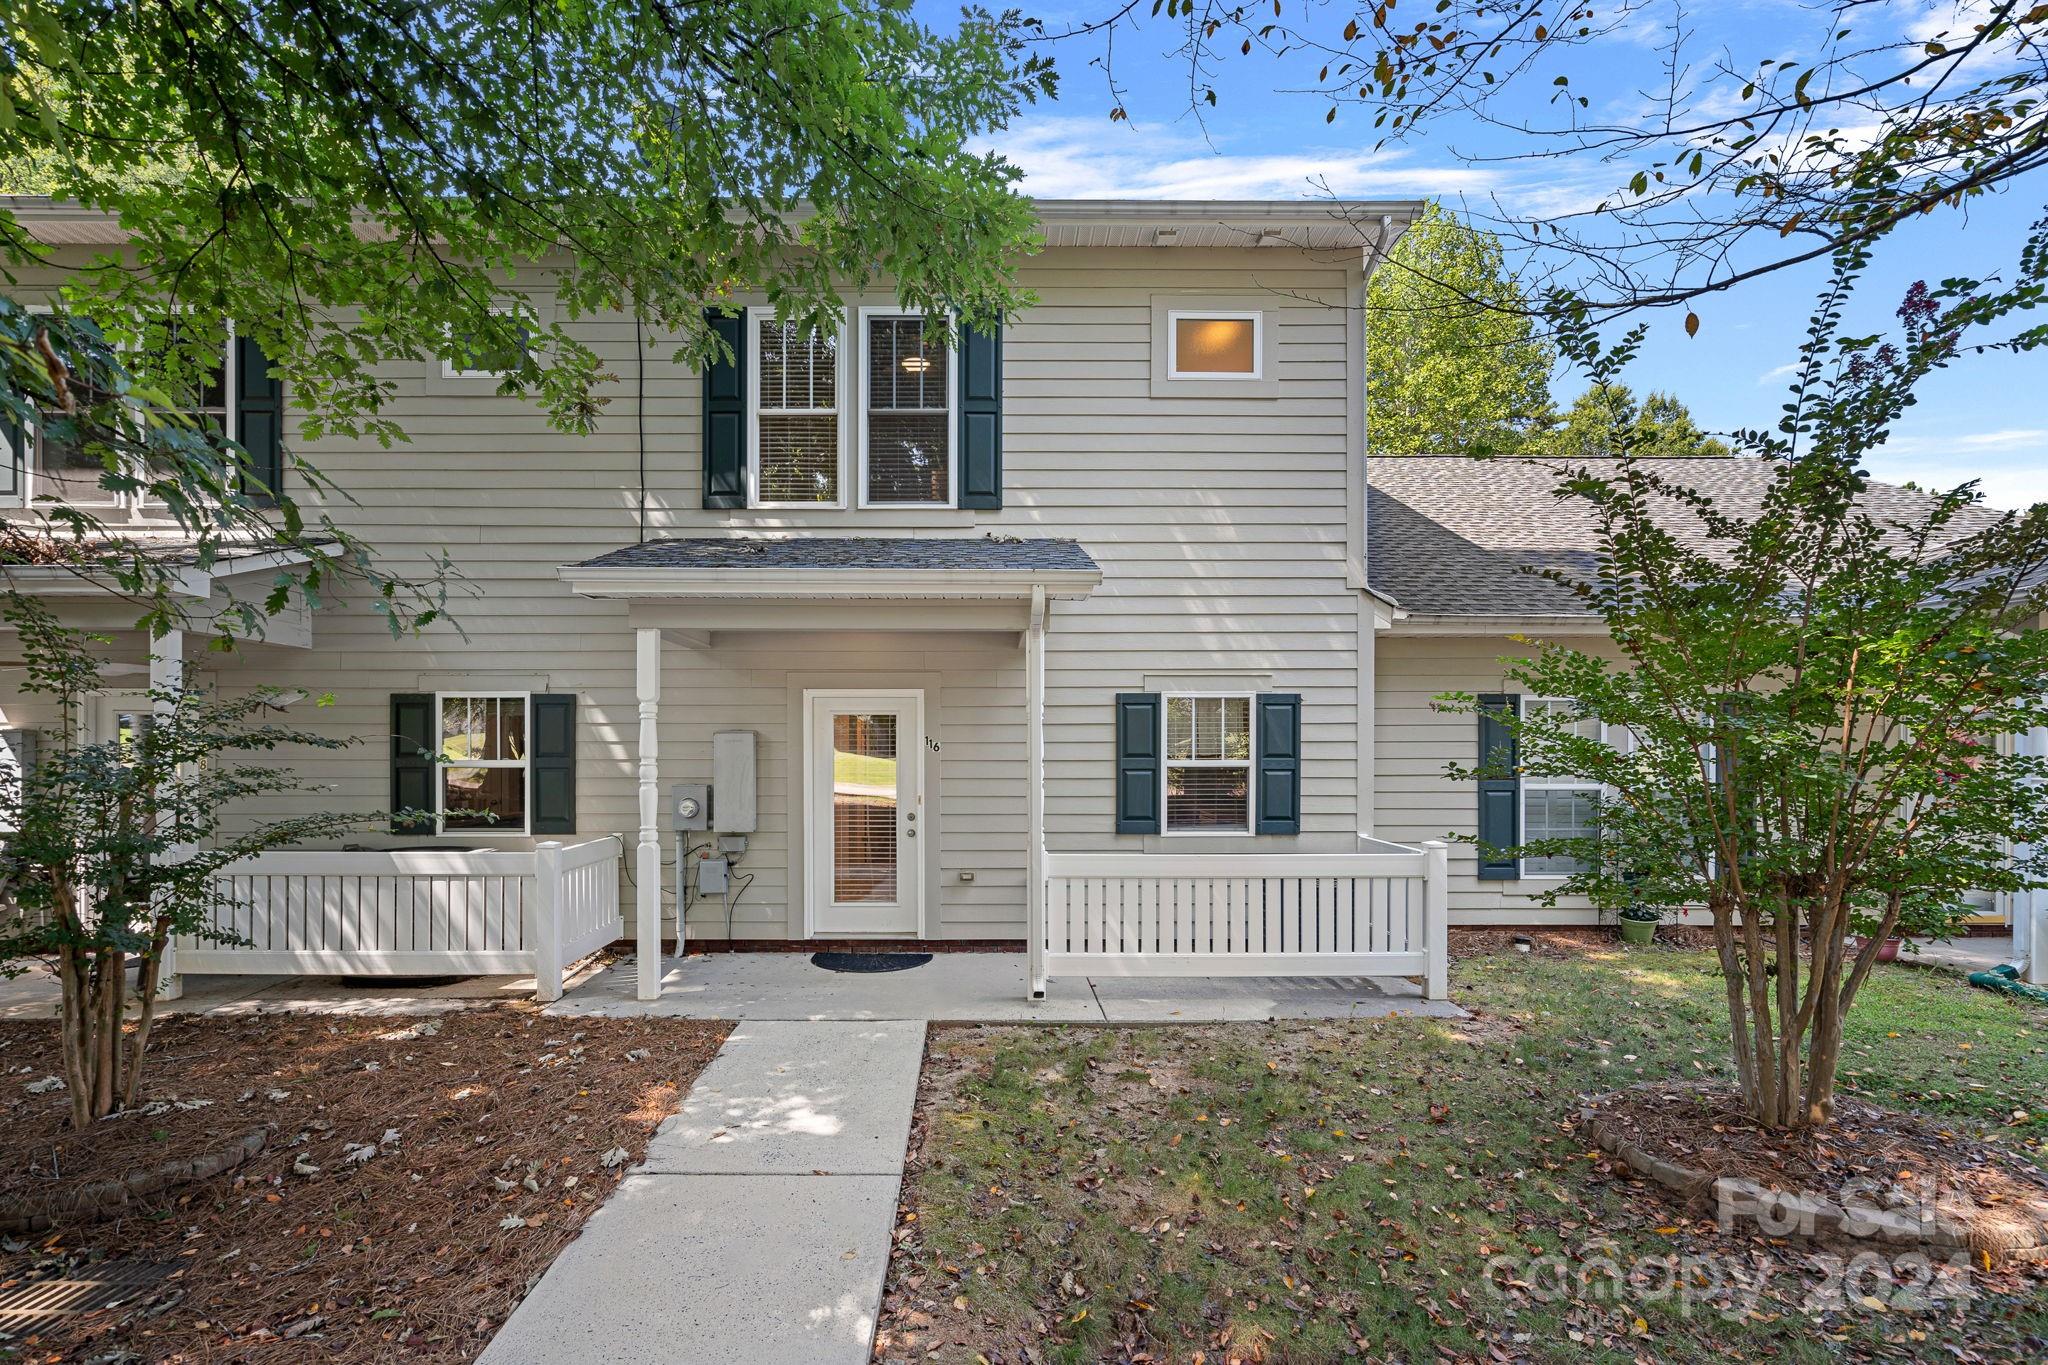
1373, 631, 1623, 926
2, 246, 1369, 940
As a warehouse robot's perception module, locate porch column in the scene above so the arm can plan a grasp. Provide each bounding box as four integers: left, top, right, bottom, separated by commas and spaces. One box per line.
2026, 722, 2048, 985
1026, 588, 1047, 999
150, 630, 185, 1001
635, 626, 663, 1001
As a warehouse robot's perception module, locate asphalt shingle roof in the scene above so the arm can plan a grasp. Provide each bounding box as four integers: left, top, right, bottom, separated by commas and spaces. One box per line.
1367, 456, 2010, 617
573, 535, 1099, 575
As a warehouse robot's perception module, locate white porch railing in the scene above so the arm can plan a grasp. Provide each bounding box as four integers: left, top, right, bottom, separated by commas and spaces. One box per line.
178, 838, 624, 1002
1036, 841, 1448, 999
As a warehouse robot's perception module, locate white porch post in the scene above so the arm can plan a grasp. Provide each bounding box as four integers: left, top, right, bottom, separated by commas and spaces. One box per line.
150, 630, 185, 1001
1026, 588, 1048, 999
2025, 723, 2048, 985
1423, 839, 1449, 1000
635, 627, 663, 1001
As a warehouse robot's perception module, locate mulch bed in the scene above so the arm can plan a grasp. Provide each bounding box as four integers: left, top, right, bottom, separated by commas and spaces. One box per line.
1582, 1081, 2048, 1257
0, 1008, 727, 1362
1449, 926, 1717, 960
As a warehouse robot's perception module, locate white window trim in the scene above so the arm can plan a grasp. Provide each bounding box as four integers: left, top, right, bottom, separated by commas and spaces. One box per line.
11, 304, 209, 519
1161, 691, 1256, 837
432, 690, 533, 838
746, 305, 848, 510
1165, 310, 1263, 381
856, 306, 958, 510
441, 305, 531, 380
1517, 695, 1618, 879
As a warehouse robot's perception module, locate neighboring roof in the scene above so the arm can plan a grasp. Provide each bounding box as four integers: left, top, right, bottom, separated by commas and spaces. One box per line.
573, 535, 1097, 574
1368, 456, 2011, 618
3, 196, 1422, 253
561, 535, 1103, 601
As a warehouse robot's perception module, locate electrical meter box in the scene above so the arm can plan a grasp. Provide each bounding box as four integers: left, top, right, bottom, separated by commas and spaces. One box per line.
671, 782, 709, 831
711, 730, 757, 833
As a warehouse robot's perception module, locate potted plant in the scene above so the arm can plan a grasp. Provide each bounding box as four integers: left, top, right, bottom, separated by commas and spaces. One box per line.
1617, 904, 1661, 946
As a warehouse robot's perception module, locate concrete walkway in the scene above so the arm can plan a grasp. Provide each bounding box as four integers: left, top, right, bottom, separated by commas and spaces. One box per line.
1905, 934, 2019, 976
480, 1019, 926, 1365
552, 952, 1466, 1022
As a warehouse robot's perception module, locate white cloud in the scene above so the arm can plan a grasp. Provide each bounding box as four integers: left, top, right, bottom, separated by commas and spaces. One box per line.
1757, 362, 1800, 385
1863, 428, 2048, 509
982, 115, 1499, 201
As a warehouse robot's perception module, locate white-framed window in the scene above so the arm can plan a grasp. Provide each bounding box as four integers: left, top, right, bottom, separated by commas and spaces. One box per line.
1163, 693, 1253, 834
1166, 311, 1261, 380
441, 307, 530, 380
1519, 696, 1631, 877
11, 305, 224, 516
748, 307, 845, 507
858, 309, 955, 507
436, 692, 530, 835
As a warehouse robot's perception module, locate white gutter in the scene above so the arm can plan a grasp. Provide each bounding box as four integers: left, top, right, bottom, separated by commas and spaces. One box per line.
557, 564, 1103, 601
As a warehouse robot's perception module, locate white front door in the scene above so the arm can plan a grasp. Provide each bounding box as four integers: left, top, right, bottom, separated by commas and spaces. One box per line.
84, 692, 153, 754
808, 691, 923, 936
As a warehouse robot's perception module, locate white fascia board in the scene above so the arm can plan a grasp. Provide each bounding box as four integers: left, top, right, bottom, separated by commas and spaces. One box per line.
1385, 612, 1611, 636
558, 564, 1103, 601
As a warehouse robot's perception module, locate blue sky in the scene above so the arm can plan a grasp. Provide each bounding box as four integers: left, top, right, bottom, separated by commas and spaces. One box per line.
949, 0, 2045, 509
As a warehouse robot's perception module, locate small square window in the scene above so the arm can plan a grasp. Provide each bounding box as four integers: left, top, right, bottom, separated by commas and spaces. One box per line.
442, 312, 530, 380
1169, 313, 1260, 379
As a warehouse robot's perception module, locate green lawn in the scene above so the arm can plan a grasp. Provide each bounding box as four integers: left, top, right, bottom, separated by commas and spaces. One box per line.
835, 749, 898, 792
880, 944, 2048, 1364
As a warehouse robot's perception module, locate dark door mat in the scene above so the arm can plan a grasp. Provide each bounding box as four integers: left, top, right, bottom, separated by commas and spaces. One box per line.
810, 952, 932, 974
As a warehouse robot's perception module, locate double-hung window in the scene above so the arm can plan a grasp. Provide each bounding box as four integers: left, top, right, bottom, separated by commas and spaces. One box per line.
860, 311, 954, 506
1164, 694, 1253, 833
1519, 696, 1627, 877
437, 693, 530, 834
749, 312, 843, 507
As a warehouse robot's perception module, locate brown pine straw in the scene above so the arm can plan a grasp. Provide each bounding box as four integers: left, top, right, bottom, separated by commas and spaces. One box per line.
0, 1007, 726, 1361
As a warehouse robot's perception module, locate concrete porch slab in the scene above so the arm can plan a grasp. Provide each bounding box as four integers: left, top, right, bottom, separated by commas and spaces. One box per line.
550, 953, 1468, 1022
551, 951, 1102, 1022
640, 1020, 924, 1176
1089, 972, 1465, 1022
477, 1171, 899, 1365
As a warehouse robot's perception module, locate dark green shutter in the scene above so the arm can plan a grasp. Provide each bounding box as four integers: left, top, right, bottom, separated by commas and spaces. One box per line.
0, 407, 21, 500
390, 693, 436, 835
701, 310, 746, 509
1114, 692, 1161, 834
234, 335, 284, 497
1254, 693, 1302, 835
530, 693, 577, 835
1476, 693, 1520, 880
957, 319, 1002, 510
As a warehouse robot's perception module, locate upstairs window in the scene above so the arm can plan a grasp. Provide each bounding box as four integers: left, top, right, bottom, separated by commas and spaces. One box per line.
438, 692, 529, 834
441, 307, 530, 380
750, 313, 842, 506
1164, 694, 1253, 833
1167, 312, 1260, 379
861, 312, 953, 506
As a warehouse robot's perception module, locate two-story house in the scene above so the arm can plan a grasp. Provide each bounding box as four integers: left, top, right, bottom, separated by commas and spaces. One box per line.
8, 195, 2033, 1000
2, 197, 1455, 1001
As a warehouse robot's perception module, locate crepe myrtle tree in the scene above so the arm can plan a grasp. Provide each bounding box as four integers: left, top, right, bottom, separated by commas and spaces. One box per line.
0, 598, 392, 1127
1438, 233, 2048, 1132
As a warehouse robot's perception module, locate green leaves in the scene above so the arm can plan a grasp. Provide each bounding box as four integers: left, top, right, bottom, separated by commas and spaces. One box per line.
0, 0, 1045, 644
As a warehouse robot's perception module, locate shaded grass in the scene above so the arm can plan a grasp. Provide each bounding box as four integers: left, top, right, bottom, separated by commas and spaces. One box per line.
880, 946, 2048, 1363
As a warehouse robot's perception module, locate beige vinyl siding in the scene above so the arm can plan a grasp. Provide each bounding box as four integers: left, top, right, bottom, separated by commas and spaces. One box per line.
1373, 631, 1624, 926
0, 246, 1369, 940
